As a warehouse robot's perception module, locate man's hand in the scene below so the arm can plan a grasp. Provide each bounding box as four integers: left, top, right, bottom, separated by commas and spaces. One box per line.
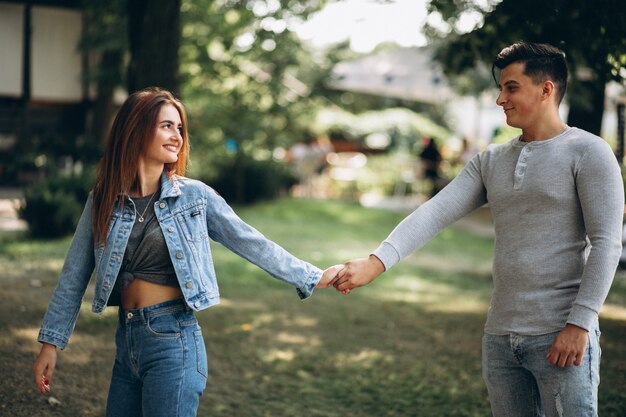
333, 255, 386, 294
546, 324, 589, 368
316, 265, 344, 288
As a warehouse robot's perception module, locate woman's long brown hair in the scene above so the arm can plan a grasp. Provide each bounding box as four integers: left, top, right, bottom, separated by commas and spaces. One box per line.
92, 87, 189, 244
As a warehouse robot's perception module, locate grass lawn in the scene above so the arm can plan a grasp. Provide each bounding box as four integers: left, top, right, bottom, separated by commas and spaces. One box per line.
1, 197, 625, 416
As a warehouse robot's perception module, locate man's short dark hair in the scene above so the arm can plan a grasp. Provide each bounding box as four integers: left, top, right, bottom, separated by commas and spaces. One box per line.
492, 42, 569, 104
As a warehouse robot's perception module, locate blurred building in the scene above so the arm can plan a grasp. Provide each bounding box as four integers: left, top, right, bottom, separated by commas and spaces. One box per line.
328, 47, 624, 150
0, 0, 88, 184
328, 47, 452, 105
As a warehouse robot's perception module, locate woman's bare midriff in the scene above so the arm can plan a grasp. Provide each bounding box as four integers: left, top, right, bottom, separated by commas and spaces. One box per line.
121, 278, 183, 309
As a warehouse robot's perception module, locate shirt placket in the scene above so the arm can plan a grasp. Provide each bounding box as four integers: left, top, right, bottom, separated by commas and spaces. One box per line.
514, 145, 532, 190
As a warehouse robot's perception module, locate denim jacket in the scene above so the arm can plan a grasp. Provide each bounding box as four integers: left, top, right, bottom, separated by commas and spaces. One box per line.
38, 173, 322, 349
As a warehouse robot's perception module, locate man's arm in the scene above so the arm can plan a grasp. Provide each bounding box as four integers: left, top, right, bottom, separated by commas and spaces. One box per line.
334, 155, 488, 292
548, 140, 623, 368
568, 140, 623, 330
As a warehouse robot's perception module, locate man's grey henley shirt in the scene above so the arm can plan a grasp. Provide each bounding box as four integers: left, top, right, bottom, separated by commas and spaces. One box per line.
373, 127, 623, 335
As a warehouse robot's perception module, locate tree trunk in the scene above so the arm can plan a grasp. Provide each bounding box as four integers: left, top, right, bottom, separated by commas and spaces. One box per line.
90, 50, 124, 148
127, 0, 181, 95
566, 76, 606, 137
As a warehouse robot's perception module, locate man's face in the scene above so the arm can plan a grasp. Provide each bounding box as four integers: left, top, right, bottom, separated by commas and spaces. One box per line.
496, 62, 545, 130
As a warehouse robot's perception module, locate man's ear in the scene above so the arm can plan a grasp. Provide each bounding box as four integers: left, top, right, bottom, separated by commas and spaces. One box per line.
541, 80, 556, 101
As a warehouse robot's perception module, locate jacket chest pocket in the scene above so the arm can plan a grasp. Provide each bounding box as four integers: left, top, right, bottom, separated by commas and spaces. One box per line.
175, 207, 209, 242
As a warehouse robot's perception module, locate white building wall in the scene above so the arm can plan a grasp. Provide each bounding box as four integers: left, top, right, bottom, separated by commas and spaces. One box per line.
0, 3, 25, 97
31, 6, 82, 102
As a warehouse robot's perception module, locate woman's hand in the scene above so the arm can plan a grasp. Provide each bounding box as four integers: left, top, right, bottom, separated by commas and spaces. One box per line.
316, 265, 344, 288
33, 343, 57, 393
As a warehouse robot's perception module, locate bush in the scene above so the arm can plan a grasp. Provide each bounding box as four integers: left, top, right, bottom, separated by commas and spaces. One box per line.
19, 174, 92, 238
208, 155, 297, 205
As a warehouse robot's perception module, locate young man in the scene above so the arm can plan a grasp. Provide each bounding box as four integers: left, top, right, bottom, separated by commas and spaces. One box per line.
333, 42, 623, 416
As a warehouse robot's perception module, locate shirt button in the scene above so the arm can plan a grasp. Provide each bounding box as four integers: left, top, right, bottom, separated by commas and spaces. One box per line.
176, 252, 184, 259
185, 282, 193, 289
168, 226, 174, 232
159, 202, 166, 209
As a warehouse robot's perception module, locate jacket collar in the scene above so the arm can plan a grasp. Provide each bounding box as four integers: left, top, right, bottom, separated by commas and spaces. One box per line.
116, 171, 182, 202
160, 171, 182, 199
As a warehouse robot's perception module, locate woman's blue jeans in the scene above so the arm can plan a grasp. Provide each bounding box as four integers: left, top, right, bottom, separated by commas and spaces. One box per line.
482, 325, 601, 417
106, 298, 208, 417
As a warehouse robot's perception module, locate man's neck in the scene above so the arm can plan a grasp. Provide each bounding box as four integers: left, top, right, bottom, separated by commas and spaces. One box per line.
520, 113, 568, 142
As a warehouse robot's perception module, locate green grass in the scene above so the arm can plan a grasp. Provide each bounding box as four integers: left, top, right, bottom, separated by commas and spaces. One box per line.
1, 198, 625, 416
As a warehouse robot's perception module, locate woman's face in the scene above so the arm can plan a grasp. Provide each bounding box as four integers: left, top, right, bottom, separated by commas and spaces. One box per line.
142, 104, 183, 167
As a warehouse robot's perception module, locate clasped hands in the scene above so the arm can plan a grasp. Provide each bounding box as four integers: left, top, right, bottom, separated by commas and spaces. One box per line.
319, 257, 590, 369
317, 255, 385, 294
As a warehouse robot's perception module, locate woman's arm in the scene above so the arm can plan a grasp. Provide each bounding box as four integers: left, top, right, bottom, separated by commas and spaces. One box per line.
37, 194, 96, 348
204, 188, 326, 299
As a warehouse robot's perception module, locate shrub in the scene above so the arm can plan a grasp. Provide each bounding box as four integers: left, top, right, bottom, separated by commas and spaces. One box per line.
208, 155, 297, 204
19, 174, 92, 238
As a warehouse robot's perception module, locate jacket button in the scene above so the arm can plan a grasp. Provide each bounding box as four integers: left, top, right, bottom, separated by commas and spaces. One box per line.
176, 252, 183, 259
168, 226, 174, 232
185, 282, 193, 289
159, 202, 166, 209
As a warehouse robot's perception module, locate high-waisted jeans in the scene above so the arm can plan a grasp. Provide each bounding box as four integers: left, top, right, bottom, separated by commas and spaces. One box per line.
106, 298, 208, 417
482, 324, 601, 417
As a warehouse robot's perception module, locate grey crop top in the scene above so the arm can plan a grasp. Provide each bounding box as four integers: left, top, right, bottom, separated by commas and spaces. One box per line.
108, 191, 179, 306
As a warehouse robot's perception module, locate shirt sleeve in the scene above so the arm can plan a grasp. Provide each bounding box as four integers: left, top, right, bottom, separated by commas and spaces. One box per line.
567, 140, 623, 331
372, 155, 488, 270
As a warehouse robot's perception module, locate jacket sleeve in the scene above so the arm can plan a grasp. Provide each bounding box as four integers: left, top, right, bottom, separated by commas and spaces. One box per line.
204, 188, 322, 300
37, 194, 96, 349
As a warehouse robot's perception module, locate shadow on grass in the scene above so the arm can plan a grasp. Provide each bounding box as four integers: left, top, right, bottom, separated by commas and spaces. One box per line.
1, 198, 625, 416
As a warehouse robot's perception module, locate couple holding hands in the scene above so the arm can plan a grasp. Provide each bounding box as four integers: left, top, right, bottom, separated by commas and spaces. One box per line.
34, 42, 622, 417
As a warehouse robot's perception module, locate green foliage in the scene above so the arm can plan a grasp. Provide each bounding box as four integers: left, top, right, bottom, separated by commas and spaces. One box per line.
490, 125, 521, 144
427, 0, 625, 82
19, 174, 93, 238
426, 0, 626, 134
79, 0, 127, 60
179, 0, 333, 170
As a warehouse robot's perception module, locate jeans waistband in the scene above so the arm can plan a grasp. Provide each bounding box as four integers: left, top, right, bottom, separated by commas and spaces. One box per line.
119, 297, 189, 323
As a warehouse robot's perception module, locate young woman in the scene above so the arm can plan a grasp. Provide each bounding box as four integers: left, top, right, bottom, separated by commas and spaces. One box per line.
33, 87, 341, 417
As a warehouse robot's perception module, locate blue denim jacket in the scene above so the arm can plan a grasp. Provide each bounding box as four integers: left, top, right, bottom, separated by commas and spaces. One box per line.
38, 173, 322, 349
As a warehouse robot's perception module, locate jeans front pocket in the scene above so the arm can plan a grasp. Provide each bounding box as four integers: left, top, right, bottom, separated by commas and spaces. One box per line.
145, 314, 182, 338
